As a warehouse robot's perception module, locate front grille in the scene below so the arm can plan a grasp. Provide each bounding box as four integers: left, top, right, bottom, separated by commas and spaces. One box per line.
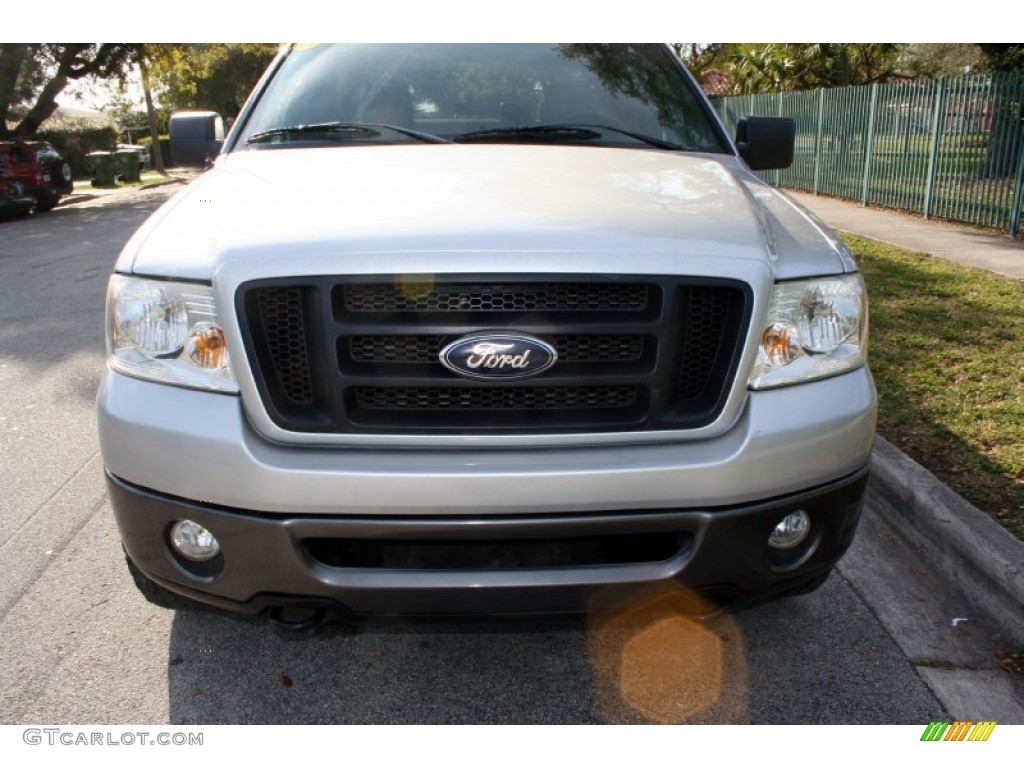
679, 287, 735, 400
348, 334, 645, 364
239, 275, 750, 435
349, 335, 446, 363
254, 286, 314, 405
354, 385, 639, 410
344, 282, 650, 313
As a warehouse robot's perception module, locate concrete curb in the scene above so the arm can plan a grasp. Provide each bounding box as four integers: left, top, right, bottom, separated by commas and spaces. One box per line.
59, 194, 98, 207
871, 435, 1024, 643
139, 177, 190, 190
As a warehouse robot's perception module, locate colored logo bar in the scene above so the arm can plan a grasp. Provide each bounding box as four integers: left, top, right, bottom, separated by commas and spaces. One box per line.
920, 721, 997, 741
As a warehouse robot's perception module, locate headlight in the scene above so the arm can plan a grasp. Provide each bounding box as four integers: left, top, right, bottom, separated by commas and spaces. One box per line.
748, 273, 867, 390
106, 275, 238, 392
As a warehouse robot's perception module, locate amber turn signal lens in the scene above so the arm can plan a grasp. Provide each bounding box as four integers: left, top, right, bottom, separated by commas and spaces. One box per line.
760, 321, 801, 367
186, 324, 229, 369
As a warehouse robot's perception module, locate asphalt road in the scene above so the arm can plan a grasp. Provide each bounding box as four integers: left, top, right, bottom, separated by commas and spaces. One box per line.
0, 188, 947, 724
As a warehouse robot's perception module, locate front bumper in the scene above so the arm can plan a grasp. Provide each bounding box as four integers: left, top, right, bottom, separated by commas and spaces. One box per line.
97, 367, 876, 516
99, 364, 875, 616
109, 466, 869, 617
0, 195, 34, 217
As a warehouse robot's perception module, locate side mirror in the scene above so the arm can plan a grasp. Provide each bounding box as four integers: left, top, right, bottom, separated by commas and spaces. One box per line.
735, 116, 795, 171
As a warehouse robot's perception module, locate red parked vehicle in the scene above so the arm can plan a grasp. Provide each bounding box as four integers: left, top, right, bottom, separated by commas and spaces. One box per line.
0, 176, 36, 220
0, 139, 73, 211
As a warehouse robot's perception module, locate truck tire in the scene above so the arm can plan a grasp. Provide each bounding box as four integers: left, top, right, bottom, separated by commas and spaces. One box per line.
33, 192, 60, 212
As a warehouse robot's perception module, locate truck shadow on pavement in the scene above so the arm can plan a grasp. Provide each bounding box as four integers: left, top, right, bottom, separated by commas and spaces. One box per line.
164, 575, 943, 724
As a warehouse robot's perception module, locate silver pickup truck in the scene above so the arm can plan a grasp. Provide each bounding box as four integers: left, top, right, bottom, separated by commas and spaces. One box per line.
98, 44, 875, 629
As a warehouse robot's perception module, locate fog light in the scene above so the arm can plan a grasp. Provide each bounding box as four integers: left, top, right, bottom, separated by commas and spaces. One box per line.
768, 510, 810, 550
170, 520, 221, 561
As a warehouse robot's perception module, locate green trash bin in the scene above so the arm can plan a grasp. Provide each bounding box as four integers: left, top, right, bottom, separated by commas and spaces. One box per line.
88, 151, 115, 187
114, 150, 141, 183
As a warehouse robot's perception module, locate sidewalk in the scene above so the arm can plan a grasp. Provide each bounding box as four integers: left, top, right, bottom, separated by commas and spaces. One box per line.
789, 189, 1024, 721
787, 190, 1024, 280
61, 167, 201, 207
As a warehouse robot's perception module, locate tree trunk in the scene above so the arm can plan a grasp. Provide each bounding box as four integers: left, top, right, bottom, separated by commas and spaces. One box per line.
0, 44, 29, 138
13, 72, 68, 136
139, 56, 166, 174
12, 45, 90, 137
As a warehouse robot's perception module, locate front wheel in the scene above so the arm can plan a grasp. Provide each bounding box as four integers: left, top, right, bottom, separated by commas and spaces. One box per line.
33, 192, 60, 212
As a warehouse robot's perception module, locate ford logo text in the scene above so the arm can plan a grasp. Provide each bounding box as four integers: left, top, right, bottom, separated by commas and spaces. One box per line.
440, 334, 558, 381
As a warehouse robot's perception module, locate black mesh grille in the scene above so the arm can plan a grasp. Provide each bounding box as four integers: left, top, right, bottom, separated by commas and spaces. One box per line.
348, 334, 644, 364
253, 287, 313, 405
238, 275, 749, 435
355, 385, 638, 410
678, 287, 735, 400
349, 336, 445, 363
344, 283, 649, 313
553, 335, 644, 363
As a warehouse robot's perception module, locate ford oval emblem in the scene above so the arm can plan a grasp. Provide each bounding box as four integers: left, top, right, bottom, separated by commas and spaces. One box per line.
440, 333, 558, 381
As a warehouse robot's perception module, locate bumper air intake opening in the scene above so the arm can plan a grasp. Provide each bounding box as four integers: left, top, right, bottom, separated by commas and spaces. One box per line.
303, 533, 693, 571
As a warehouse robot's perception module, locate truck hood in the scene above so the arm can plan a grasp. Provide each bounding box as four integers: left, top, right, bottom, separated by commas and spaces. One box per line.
119, 144, 850, 281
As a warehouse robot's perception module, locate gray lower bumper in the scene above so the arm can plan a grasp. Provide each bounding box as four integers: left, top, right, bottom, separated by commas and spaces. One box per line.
109, 466, 869, 617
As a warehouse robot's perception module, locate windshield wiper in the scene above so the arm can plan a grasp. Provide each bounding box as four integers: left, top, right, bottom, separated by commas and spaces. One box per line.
563, 125, 687, 151
452, 126, 602, 144
247, 121, 451, 145
452, 123, 690, 151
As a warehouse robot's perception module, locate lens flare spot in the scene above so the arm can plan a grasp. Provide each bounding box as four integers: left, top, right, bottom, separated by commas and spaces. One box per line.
395, 275, 436, 302
588, 586, 748, 723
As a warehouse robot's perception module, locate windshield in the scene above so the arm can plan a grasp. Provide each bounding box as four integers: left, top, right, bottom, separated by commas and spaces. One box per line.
237, 44, 727, 152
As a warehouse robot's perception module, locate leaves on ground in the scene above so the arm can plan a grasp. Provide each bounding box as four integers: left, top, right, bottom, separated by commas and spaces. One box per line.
995, 648, 1023, 675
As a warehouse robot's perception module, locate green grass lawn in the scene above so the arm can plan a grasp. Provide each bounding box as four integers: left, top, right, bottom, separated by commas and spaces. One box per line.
845, 234, 1024, 540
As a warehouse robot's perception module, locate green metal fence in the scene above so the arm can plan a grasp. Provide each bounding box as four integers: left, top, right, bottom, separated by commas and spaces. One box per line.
712, 72, 1024, 238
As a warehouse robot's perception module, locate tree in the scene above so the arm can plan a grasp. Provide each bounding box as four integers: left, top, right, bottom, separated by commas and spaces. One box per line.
138, 52, 165, 174
673, 44, 735, 95
0, 44, 142, 138
675, 43, 910, 95
726, 43, 905, 94
672, 44, 728, 80
145, 44, 278, 120
897, 44, 982, 78
977, 44, 1024, 72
